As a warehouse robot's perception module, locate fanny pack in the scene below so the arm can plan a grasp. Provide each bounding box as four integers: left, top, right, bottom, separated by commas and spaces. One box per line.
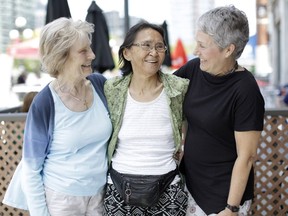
109, 167, 178, 207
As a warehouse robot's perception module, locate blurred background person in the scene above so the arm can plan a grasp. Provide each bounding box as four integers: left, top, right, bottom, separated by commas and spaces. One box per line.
277, 84, 288, 106
21, 91, 38, 112
17, 71, 27, 84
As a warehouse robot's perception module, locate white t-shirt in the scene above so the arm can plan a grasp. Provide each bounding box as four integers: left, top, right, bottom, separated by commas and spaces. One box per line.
112, 89, 176, 175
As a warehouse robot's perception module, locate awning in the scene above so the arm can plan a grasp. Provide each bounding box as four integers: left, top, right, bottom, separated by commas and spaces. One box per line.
7, 38, 39, 59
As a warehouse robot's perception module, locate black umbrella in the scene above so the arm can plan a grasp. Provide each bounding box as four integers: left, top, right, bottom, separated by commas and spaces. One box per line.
45, 0, 71, 24
85, 1, 115, 73
161, 21, 172, 67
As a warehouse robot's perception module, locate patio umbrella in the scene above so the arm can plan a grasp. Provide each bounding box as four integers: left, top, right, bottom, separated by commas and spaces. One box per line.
45, 0, 71, 24
161, 21, 172, 67
85, 1, 115, 73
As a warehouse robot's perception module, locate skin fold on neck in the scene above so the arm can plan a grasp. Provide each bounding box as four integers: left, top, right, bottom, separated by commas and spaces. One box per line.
129, 72, 163, 102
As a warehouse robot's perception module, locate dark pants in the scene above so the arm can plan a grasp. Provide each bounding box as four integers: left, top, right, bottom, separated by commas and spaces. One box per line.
103, 183, 188, 216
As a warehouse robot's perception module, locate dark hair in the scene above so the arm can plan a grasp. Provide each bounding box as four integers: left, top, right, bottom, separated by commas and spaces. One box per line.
118, 20, 166, 76
22, 91, 38, 112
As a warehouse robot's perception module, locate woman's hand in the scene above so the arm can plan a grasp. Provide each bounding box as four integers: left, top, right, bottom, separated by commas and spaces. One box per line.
216, 208, 238, 216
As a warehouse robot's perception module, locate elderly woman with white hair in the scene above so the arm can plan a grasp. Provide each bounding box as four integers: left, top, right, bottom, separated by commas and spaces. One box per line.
3, 17, 112, 216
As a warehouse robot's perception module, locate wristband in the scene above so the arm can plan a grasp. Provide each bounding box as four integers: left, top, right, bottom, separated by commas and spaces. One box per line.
226, 204, 239, 212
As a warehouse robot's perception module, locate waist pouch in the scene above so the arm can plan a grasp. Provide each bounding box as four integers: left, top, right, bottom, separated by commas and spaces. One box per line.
109, 167, 178, 207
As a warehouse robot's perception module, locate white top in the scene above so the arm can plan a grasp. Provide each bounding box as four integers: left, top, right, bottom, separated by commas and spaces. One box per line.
112, 89, 176, 175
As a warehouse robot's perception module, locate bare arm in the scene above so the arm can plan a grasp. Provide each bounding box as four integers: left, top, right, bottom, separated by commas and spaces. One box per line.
174, 120, 188, 162
217, 130, 261, 216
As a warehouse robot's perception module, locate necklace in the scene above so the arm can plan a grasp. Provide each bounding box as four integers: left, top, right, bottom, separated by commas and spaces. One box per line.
215, 61, 238, 77
56, 79, 88, 109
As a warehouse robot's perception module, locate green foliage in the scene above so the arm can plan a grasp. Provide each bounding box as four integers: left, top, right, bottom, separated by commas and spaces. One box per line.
14, 59, 41, 74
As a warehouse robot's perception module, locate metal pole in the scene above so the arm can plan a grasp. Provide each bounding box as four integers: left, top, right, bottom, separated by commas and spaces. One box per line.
124, 0, 129, 34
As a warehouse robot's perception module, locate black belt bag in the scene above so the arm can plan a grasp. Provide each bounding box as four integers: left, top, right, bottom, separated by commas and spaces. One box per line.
109, 167, 178, 207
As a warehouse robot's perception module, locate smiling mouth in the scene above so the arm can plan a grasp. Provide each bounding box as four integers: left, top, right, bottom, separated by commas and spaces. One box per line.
82, 64, 91, 68
145, 60, 157, 63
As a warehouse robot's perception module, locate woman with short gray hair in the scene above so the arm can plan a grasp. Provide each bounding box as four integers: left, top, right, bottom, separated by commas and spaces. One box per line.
197, 5, 249, 60
174, 5, 265, 216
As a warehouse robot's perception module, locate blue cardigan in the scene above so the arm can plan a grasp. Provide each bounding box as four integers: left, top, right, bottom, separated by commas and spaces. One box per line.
23, 72, 108, 159
2, 73, 109, 213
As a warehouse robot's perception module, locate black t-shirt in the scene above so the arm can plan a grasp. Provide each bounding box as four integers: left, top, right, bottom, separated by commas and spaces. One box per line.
174, 58, 265, 214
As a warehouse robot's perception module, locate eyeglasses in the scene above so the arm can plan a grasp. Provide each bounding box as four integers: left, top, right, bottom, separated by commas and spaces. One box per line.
132, 42, 167, 53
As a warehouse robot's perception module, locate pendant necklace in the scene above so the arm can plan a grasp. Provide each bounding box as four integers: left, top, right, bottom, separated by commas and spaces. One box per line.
57, 79, 88, 109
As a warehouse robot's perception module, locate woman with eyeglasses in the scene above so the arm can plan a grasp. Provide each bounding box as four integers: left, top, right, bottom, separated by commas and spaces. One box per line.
103, 21, 189, 215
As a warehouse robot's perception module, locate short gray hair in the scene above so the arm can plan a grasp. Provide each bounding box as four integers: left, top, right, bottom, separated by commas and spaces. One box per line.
197, 5, 249, 59
39, 18, 94, 77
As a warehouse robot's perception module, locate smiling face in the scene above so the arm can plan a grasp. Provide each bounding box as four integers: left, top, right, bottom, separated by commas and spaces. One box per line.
64, 34, 95, 79
193, 30, 233, 75
123, 28, 165, 77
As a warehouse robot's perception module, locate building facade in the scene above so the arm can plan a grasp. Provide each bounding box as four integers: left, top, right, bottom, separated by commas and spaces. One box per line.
268, 0, 288, 86
0, 0, 40, 53
169, 0, 214, 51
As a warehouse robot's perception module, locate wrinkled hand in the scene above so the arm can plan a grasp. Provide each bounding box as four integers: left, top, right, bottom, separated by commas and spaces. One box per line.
216, 208, 238, 216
